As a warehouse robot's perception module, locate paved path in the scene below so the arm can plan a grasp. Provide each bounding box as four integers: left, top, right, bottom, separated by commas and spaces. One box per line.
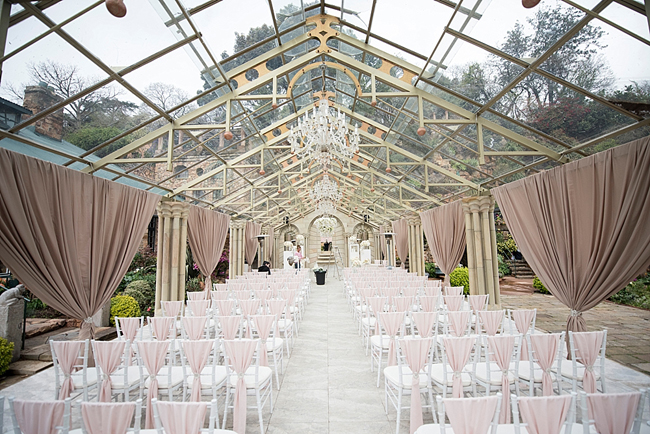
499, 277, 650, 376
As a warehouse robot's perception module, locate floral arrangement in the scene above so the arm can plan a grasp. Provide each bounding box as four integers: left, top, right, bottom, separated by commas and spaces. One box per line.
295, 234, 305, 246
362, 258, 370, 265
314, 217, 336, 236
352, 258, 361, 267
349, 235, 357, 244
283, 241, 293, 250
360, 240, 370, 249
313, 266, 325, 273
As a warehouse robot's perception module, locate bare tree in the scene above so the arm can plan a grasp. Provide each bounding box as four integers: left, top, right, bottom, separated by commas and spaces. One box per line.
141, 82, 196, 118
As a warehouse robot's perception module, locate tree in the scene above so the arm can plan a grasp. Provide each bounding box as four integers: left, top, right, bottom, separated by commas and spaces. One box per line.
142, 82, 195, 118
65, 126, 129, 158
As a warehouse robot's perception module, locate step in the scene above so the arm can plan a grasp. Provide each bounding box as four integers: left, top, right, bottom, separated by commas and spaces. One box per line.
7, 359, 52, 376
20, 326, 116, 362
25, 318, 67, 338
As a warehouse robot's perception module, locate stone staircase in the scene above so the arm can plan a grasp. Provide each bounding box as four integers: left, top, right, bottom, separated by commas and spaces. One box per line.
317, 251, 335, 266
507, 259, 535, 278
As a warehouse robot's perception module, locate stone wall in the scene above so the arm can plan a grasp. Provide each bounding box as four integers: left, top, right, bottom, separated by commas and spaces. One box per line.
21, 85, 64, 141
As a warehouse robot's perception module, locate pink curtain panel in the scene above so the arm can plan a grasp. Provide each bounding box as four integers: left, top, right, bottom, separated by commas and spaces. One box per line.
443, 336, 475, 398
224, 339, 258, 434
392, 218, 409, 268
244, 221, 262, 268
187, 205, 230, 292
587, 392, 640, 434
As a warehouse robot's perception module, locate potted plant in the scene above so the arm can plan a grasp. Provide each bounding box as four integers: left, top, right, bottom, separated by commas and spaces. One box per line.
313, 266, 327, 285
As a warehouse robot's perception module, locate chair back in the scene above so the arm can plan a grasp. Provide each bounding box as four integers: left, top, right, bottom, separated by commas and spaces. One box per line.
442, 336, 476, 398
214, 300, 235, 316
566, 330, 607, 393
181, 316, 209, 340
50, 339, 89, 400
186, 300, 211, 317
161, 301, 184, 318
223, 339, 261, 434
468, 294, 489, 312
411, 311, 437, 338
10, 398, 71, 434
444, 295, 465, 312
80, 400, 141, 434
444, 286, 464, 296
92, 340, 128, 402
116, 316, 144, 342
580, 391, 643, 434
148, 317, 175, 340
419, 296, 438, 312
513, 394, 575, 434
528, 332, 564, 396
477, 310, 505, 336
136, 340, 172, 429
187, 291, 206, 301
446, 311, 471, 337
153, 399, 219, 434
436, 394, 501, 434
181, 340, 215, 402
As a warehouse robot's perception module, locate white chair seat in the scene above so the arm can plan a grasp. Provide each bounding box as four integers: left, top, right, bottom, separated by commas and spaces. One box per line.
384, 366, 429, 389
429, 364, 472, 387
361, 317, 377, 327
414, 423, 452, 434
186, 366, 227, 389
551, 359, 600, 381
144, 367, 185, 389
228, 366, 273, 388
517, 363, 557, 383
474, 362, 516, 386
110, 366, 142, 388
72, 370, 98, 388
370, 335, 392, 349
277, 319, 293, 330
266, 338, 284, 352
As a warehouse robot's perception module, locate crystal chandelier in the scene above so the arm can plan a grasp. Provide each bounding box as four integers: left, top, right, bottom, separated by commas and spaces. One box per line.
316, 199, 336, 216
288, 64, 360, 168
309, 174, 342, 203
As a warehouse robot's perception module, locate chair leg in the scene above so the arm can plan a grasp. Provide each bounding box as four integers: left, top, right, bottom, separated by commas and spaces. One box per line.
222, 388, 230, 429
395, 388, 403, 434
256, 389, 264, 434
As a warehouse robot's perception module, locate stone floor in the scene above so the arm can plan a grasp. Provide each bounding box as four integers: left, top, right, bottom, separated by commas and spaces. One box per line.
1, 276, 649, 433
499, 277, 650, 376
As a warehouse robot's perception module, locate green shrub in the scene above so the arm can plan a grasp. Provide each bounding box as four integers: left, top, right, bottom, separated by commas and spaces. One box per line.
186, 277, 202, 294
0, 337, 14, 376
449, 267, 470, 295
496, 231, 517, 259
497, 254, 511, 277
533, 276, 551, 294
609, 274, 650, 310
425, 262, 437, 278
110, 295, 140, 326
124, 280, 155, 317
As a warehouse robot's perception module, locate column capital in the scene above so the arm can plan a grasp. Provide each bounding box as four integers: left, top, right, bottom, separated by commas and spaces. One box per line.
230, 219, 246, 230
157, 200, 190, 219
461, 195, 495, 214
407, 215, 421, 226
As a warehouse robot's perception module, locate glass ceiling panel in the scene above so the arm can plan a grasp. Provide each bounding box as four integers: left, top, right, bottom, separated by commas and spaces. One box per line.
370, 0, 453, 60
367, 37, 428, 70
340, 0, 373, 31
598, 2, 650, 42
5, 15, 49, 52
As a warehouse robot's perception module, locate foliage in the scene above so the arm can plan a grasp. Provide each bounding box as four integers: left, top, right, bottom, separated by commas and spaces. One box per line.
449, 267, 470, 295
110, 295, 140, 326
65, 126, 130, 158
0, 337, 14, 376
117, 247, 157, 294
186, 277, 203, 294
498, 255, 511, 277
496, 231, 518, 259
124, 280, 155, 318
533, 276, 550, 294
609, 273, 650, 310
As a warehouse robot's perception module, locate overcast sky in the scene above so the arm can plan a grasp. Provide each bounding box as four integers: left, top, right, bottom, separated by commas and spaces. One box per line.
2, 0, 648, 106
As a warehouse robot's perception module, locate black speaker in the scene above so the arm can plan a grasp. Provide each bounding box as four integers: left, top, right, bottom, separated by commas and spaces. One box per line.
283, 216, 290, 225
363, 214, 370, 223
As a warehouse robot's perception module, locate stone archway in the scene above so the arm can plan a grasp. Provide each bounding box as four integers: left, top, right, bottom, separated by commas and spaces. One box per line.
275, 224, 300, 267
351, 222, 374, 262
307, 215, 347, 268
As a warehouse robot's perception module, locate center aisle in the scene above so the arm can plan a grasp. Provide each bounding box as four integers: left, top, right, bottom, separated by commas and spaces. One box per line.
265, 275, 407, 434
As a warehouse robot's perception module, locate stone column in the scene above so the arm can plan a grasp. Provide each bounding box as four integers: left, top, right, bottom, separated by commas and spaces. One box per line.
461, 196, 500, 308
229, 220, 245, 278
373, 230, 380, 263
155, 200, 190, 315
274, 233, 281, 270
344, 232, 351, 267
407, 216, 425, 276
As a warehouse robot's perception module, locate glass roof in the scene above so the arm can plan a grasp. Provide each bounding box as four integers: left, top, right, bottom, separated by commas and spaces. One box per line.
1, 0, 648, 228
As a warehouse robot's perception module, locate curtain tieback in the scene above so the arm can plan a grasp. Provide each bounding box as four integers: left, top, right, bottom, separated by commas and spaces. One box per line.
453, 370, 461, 379
545, 367, 552, 374
413, 372, 419, 380
570, 310, 582, 317
586, 365, 594, 372
149, 374, 156, 382
237, 372, 245, 379
194, 373, 201, 379
102, 373, 109, 381
84, 317, 94, 324
502, 369, 509, 376
64, 373, 71, 378
261, 339, 267, 344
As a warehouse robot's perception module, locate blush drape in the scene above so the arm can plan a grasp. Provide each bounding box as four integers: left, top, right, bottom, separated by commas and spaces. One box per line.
224, 339, 258, 434
518, 395, 571, 434
51, 340, 84, 400
94, 341, 126, 402
491, 137, 650, 334
137, 341, 169, 429
156, 401, 208, 434
182, 340, 213, 402
571, 331, 604, 393
443, 336, 475, 398
586, 392, 640, 434
420, 201, 466, 286
392, 219, 409, 268
512, 310, 536, 361
81, 402, 135, 434
245, 221, 262, 269
379, 225, 387, 260
445, 396, 499, 434
187, 205, 230, 292
13, 400, 65, 434
400, 338, 433, 434
0, 148, 159, 340
530, 333, 562, 396
487, 335, 515, 423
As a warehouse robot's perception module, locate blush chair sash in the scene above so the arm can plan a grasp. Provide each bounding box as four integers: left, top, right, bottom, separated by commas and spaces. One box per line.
218, 315, 241, 340
52, 340, 84, 400
400, 338, 433, 434
487, 335, 515, 423
182, 340, 213, 402
379, 312, 404, 366
448, 311, 470, 337
478, 310, 504, 336
182, 316, 207, 340
250, 315, 275, 366
586, 392, 640, 434
468, 295, 489, 312
13, 400, 65, 434
572, 331, 604, 393
368, 297, 388, 336
529, 333, 562, 396
149, 317, 174, 340
445, 395, 499, 434
518, 395, 571, 434
156, 401, 208, 434
187, 300, 210, 316
419, 296, 438, 312
94, 340, 126, 402
81, 402, 135, 434
512, 310, 535, 361
443, 336, 475, 398
444, 295, 464, 311
215, 299, 235, 315
161, 301, 182, 318
137, 340, 170, 428
224, 339, 258, 434
118, 317, 140, 365
412, 311, 437, 338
